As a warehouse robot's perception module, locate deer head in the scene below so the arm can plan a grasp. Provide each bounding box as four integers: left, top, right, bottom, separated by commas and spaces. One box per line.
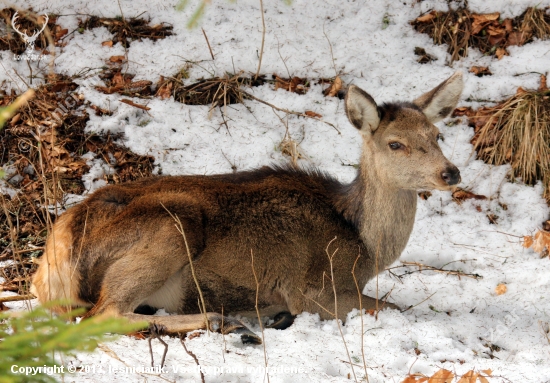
11, 12, 49, 53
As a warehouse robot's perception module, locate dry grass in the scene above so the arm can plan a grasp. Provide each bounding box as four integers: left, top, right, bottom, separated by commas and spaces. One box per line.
78, 16, 173, 48
463, 79, 550, 202
411, 6, 550, 62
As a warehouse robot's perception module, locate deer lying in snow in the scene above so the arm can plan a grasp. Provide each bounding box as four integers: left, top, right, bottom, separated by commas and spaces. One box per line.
31, 72, 463, 344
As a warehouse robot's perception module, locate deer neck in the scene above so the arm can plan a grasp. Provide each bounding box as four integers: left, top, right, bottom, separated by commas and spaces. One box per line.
339, 142, 417, 268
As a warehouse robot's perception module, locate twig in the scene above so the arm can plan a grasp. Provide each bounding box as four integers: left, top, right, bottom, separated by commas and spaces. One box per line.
392, 261, 483, 280
352, 252, 369, 383
276, 36, 291, 78
322, 22, 338, 77
218, 106, 231, 136
0, 294, 35, 303
179, 335, 206, 383
162, 204, 209, 332
120, 99, 151, 111
400, 291, 437, 313
251, 249, 270, 383
255, 0, 266, 81
326, 238, 358, 383
148, 325, 168, 368
239, 89, 341, 134
201, 28, 215, 60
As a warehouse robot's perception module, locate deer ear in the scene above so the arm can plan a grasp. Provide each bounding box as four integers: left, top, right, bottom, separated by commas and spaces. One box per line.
345, 85, 381, 134
413, 71, 463, 123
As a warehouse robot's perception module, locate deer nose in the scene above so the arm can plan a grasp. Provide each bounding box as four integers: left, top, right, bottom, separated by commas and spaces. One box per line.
441, 166, 461, 186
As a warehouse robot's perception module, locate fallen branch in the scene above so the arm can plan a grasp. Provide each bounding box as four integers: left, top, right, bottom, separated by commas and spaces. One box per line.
239, 89, 341, 134
179, 334, 206, 383
120, 99, 151, 111
388, 261, 483, 280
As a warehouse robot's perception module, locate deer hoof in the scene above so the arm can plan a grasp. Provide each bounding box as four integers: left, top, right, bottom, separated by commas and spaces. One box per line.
233, 327, 262, 344
266, 311, 295, 330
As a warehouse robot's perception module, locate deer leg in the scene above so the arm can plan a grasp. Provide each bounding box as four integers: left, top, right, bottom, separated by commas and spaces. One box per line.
124, 312, 261, 344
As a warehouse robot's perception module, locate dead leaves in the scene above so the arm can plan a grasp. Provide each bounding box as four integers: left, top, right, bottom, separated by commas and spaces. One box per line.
78, 16, 173, 48
95, 70, 153, 97
304, 111, 322, 118
411, 7, 550, 62
471, 12, 500, 35
469, 66, 492, 77
402, 369, 492, 383
495, 283, 507, 295
523, 228, 550, 258
323, 76, 342, 97
452, 188, 487, 203
274, 74, 309, 95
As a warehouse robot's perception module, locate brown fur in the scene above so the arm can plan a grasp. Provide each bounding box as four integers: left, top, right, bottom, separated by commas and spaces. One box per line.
31, 72, 464, 343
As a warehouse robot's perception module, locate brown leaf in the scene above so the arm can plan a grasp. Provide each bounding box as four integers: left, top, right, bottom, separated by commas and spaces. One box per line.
457, 370, 480, 383
304, 111, 322, 118
428, 369, 454, 383
415, 11, 437, 23
503, 19, 513, 32
452, 188, 487, 202
539, 75, 548, 92
533, 231, 550, 254
102, 40, 114, 47
274, 74, 308, 94
452, 107, 473, 117
487, 25, 506, 46
471, 12, 500, 34
109, 55, 126, 63
156, 81, 173, 100
523, 235, 534, 248
507, 31, 528, 46
495, 48, 508, 60
516, 86, 528, 95
495, 283, 507, 295
324, 76, 342, 97
54, 27, 68, 41
469, 66, 492, 77
112, 72, 125, 86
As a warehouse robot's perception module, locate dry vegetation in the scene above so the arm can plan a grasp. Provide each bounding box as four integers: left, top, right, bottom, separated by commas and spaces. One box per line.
78, 16, 173, 48
454, 76, 550, 203
0, 8, 66, 54
411, 6, 550, 62
0, 74, 154, 295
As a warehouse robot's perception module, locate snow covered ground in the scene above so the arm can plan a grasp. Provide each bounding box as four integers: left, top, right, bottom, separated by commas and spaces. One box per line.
3, 0, 550, 381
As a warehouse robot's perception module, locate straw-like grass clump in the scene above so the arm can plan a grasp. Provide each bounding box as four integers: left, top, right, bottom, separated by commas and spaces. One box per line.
464, 78, 550, 202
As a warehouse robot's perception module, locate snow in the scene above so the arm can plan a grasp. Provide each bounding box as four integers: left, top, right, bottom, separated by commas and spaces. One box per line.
2, 0, 550, 382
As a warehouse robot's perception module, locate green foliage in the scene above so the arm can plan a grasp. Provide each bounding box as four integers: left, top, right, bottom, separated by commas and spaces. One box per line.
0, 302, 146, 383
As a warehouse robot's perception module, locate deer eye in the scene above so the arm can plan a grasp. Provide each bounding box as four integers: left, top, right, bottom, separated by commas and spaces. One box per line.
388, 142, 403, 150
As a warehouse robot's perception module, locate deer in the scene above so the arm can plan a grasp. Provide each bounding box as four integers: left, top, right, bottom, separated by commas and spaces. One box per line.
31, 72, 463, 344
